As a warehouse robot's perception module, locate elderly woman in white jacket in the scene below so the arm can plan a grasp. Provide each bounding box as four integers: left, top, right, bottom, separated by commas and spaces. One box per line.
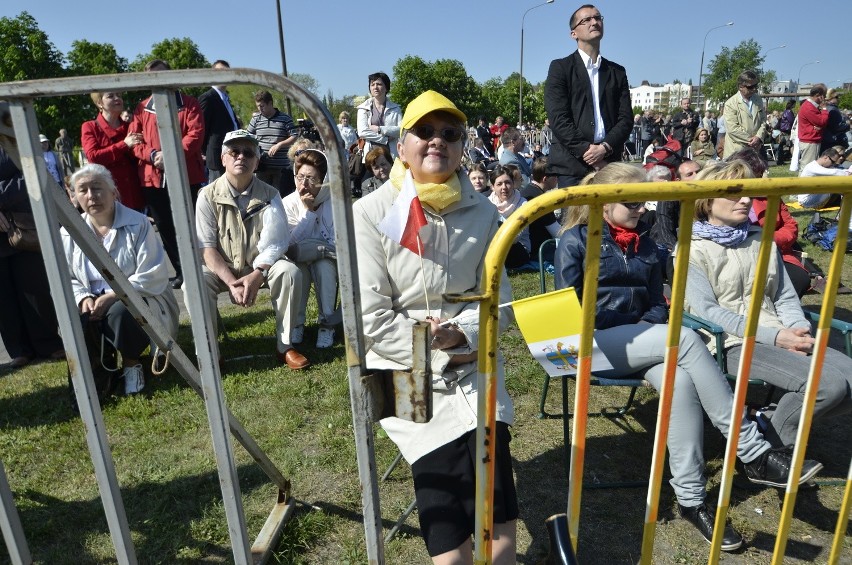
282, 148, 341, 349
63, 164, 178, 394
353, 91, 516, 564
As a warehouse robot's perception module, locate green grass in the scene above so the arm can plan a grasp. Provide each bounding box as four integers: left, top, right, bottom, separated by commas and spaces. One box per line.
1, 187, 851, 563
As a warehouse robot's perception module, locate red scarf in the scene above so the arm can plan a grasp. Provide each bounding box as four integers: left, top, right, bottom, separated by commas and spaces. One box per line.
606, 221, 639, 253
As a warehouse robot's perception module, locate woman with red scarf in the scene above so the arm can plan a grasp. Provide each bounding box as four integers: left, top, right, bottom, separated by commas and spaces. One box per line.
554, 162, 819, 552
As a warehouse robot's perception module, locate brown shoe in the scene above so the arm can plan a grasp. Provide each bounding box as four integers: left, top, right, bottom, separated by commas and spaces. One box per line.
9, 356, 30, 369
277, 348, 310, 370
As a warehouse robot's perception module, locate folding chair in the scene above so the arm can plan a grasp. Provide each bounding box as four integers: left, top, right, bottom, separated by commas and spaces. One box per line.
537, 238, 653, 487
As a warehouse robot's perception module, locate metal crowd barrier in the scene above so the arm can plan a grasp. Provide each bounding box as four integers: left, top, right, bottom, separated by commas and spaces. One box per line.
0, 68, 387, 564
470, 174, 852, 564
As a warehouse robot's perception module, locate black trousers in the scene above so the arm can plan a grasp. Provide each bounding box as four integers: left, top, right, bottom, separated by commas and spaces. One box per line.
143, 185, 202, 278
0, 250, 62, 358
83, 301, 150, 360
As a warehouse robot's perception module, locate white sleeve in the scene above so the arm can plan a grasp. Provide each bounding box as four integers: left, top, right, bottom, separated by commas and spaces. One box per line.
253, 197, 290, 268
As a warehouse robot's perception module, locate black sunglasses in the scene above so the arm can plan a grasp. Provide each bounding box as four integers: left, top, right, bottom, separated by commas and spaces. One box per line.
742, 83, 758, 91
621, 202, 644, 210
411, 124, 464, 143
226, 147, 257, 159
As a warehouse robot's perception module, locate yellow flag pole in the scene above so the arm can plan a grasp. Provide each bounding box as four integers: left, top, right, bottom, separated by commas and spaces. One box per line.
638, 198, 696, 562
772, 196, 851, 563
828, 456, 852, 565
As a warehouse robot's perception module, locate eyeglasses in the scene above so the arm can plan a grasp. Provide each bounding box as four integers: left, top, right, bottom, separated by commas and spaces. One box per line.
572, 14, 603, 29
410, 124, 464, 143
621, 202, 644, 210
741, 83, 759, 91
295, 174, 321, 186
226, 147, 257, 159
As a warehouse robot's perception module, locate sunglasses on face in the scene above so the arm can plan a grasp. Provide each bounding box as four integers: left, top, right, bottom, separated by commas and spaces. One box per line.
410, 124, 464, 143
226, 147, 257, 159
741, 83, 758, 91
621, 202, 644, 210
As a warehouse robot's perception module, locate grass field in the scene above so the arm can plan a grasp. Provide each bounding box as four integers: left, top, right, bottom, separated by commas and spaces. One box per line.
1, 166, 850, 564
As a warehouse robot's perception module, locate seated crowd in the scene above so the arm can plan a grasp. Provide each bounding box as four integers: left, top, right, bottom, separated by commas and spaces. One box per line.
5, 68, 852, 562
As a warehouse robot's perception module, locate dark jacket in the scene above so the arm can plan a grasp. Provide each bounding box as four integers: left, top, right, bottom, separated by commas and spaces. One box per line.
820, 103, 850, 152
554, 222, 668, 330
544, 51, 633, 178
0, 147, 32, 257
199, 87, 238, 173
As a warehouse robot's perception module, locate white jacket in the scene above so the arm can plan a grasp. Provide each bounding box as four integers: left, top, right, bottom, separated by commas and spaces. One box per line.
352, 173, 514, 463
62, 202, 179, 339
356, 97, 402, 161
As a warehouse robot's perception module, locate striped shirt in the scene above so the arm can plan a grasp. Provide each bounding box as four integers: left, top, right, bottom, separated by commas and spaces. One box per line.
247, 109, 296, 169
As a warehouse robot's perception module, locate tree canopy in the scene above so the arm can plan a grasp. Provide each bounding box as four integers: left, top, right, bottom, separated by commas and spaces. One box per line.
392, 56, 485, 123
130, 37, 208, 71
702, 39, 777, 106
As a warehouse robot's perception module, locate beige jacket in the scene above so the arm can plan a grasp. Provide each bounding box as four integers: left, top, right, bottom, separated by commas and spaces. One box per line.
722, 92, 767, 157
352, 173, 514, 463
685, 229, 808, 353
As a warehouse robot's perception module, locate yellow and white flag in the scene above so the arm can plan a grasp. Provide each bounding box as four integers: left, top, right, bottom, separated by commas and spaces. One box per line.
513, 287, 613, 377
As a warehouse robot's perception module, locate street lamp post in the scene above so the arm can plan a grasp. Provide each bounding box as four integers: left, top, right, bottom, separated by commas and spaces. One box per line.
697, 21, 734, 110
519, 0, 554, 127
797, 60, 821, 93
275, 0, 292, 116
760, 44, 786, 59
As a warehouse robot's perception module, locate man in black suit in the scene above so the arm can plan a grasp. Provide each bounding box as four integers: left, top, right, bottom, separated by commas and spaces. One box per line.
199, 60, 240, 182
544, 4, 632, 188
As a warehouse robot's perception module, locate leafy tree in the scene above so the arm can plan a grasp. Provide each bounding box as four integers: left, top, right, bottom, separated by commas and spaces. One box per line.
67, 39, 128, 75
392, 56, 485, 123
702, 39, 777, 107
0, 12, 66, 139
480, 73, 545, 127
838, 92, 852, 111
130, 37, 208, 71
129, 38, 209, 99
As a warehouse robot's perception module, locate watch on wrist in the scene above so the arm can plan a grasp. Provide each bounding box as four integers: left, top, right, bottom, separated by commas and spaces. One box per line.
255, 266, 269, 279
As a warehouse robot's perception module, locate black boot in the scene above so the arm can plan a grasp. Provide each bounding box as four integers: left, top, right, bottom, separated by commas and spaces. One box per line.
743, 446, 823, 488
678, 503, 743, 552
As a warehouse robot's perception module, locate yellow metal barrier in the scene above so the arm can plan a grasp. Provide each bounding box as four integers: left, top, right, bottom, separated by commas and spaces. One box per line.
470, 174, 852, 564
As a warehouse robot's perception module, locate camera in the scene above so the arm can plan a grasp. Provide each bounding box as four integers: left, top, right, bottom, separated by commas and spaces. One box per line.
297, 118, 322, 143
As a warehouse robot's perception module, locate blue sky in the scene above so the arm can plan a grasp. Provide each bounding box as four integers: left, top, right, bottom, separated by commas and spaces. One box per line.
3, 1, 849, 101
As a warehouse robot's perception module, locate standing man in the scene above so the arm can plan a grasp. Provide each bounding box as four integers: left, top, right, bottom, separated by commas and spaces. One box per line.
54, 128, 75, 176
130, 58, 206, 289
247, 90, 298, 197
671, 97, 700, 156
722, 70, 767, 158
475, 116, 495, 157
797, 83, 829, 170
191, 130, 308, 370
540, 118, 553, 155
199, 60, 240, 183
38, 134, 64, 190
544, 4, 633, 188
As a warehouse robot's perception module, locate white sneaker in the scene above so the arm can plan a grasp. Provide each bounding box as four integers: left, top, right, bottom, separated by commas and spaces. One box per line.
291, 325, 304, 345
123, 364, 145, 395
316, 327, 334, 349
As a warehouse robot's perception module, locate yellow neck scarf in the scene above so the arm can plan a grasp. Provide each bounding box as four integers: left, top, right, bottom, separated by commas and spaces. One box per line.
389, 158, 461, 211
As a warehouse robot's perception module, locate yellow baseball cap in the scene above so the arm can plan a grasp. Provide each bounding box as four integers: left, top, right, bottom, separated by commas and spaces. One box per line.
401, 90, 467, 129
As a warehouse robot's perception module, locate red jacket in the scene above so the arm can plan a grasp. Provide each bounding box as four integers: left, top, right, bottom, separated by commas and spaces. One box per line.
751, 197, 804, 270
129, 92, 206, 188
797, 99, 829, 144
81, 114, 145, 211
489, 123, 508, 153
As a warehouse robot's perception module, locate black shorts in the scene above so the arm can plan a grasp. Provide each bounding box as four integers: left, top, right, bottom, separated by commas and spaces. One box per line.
410, 421, 518, 557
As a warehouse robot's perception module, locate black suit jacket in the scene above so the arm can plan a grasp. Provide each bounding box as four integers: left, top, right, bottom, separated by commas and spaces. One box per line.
199, 88, 237, 172
544, 51, 633, 178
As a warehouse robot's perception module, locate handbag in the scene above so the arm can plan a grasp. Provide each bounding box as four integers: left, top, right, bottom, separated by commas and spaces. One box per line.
7, 211, 40, 252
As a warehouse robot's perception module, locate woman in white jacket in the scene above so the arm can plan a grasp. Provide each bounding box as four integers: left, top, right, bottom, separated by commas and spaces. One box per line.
63, 164, 178, 394
353, 91, 516, 564
356, 72, 402, 161
282, 148, 340, 348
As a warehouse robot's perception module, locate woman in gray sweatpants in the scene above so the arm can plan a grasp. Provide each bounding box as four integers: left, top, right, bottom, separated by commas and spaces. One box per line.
554, 163, 822, 551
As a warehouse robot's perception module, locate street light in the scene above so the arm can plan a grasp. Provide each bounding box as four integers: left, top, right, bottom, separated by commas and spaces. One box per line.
519, 0, 555, 127
275, 0, 292, 116
760, 44, 786, 58
697, 21, 734, 109
797, 60, 820, 92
